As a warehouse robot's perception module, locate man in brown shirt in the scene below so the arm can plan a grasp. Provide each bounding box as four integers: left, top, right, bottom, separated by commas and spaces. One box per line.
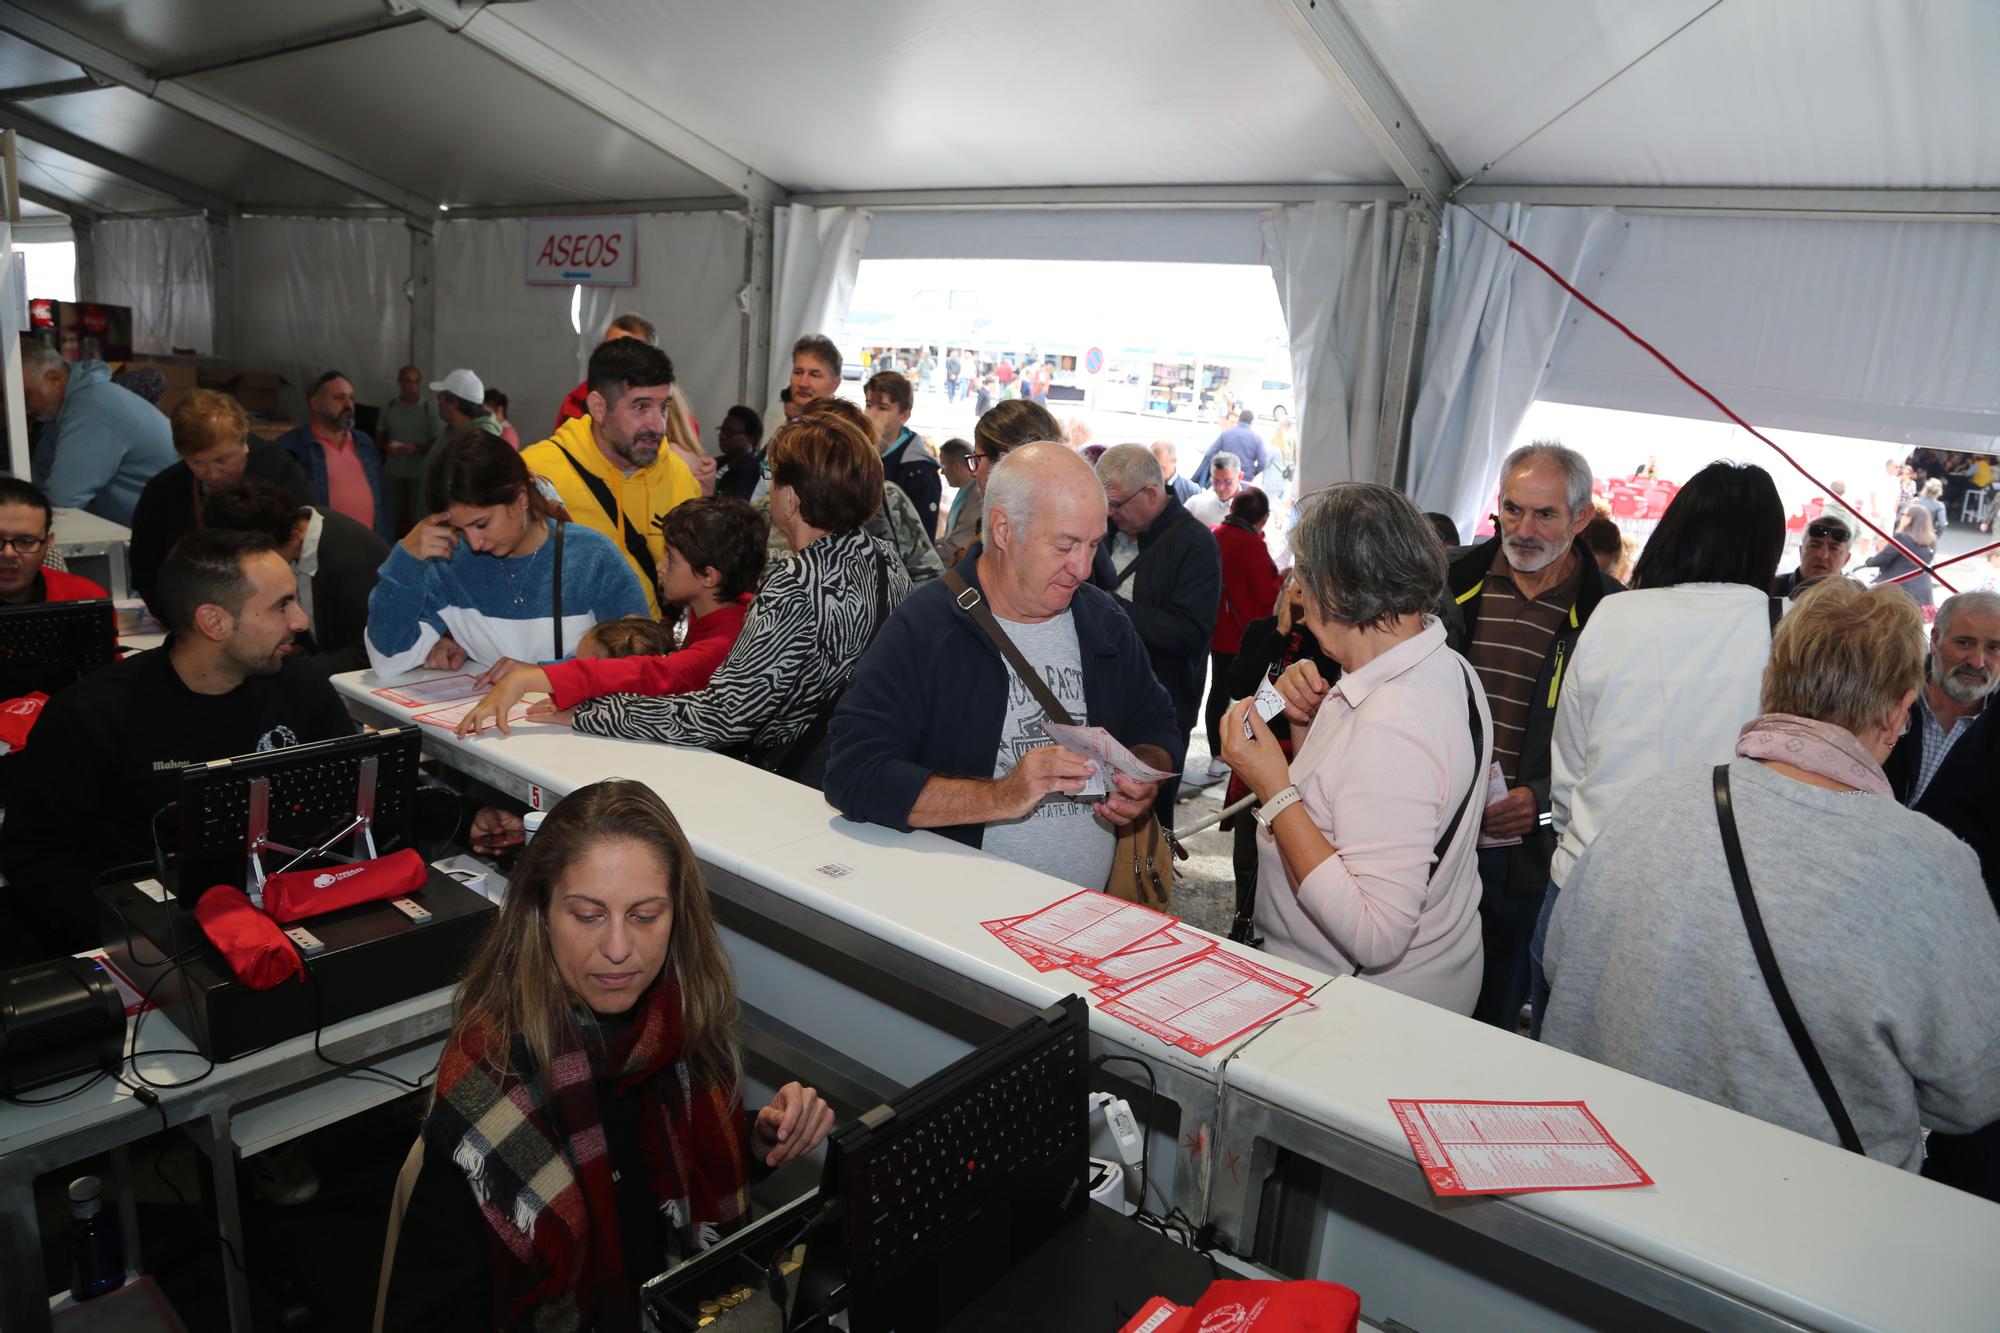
1444, 441, 1619, 1030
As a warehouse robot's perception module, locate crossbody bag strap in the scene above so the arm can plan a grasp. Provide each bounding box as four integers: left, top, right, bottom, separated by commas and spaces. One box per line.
554, 442, 659, 592
1428, 663, 1486, 882
940, 568, 1075, 726
551, 520, 565, 660
1768, 596, 1784, 635
1113, 511, 1195, 590
1712, 764, 1866, 1154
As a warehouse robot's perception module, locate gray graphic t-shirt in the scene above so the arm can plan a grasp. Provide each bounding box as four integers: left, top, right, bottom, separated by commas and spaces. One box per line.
981, 609, 1116, 889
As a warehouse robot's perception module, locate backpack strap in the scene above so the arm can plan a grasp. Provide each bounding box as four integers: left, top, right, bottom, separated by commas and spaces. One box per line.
1112, 511, 1196, 590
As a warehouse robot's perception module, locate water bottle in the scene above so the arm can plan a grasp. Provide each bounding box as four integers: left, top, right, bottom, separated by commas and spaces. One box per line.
66, 1175, 125, 1301
522, 811, 545, 845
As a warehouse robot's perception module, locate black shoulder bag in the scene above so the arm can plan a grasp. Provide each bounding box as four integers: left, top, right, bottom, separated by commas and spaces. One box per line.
1711, 763, 1866, 1154
766, 542, 894, 787
554, 442, 659, 593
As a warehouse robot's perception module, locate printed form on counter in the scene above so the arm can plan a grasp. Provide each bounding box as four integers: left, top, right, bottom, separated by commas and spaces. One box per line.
372, 674, 483, 708
412, 697, 536, 731
1388, 1099, 1654, 1196
981, 893, 1316, 1053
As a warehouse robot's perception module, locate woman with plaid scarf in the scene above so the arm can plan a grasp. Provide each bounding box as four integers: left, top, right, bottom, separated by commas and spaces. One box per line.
379, 781, 834, 1331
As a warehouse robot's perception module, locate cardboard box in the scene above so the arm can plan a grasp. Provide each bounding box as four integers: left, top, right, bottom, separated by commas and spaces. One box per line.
217, 370, 291, 419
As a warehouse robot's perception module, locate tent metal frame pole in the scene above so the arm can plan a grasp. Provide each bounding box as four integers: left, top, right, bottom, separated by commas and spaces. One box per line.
70, 210, 93, 299
742, 202, 773, 407
1453, 184, 2000, 219
789, 184, 1405, 210
1, 132, 24, 480
18, 181, 93, 218
0, 1, 436, 221
1274, 0, 1458, 209
393, 0, 785, 208
0, 103, 231, 213
207, 210, 235, 359
408, 224, 436, 383
1374, 201, 1437, 492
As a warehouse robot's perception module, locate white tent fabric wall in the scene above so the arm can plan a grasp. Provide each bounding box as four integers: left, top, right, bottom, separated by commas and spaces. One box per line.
1260, 199, 1403, 494
1406, 205, 1629, 536
234, 217, 413, 423
437, 211, 749, 446
864, 209, 1270, 266
1539, 211, 2000, 452
94, 216, 215, 357
768, 205, 871, 409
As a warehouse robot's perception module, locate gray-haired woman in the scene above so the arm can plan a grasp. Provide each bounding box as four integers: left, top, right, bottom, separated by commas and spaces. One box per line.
1221, 483, 1492, 1013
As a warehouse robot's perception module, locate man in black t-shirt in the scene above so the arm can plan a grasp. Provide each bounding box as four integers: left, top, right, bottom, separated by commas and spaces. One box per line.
0, 529, 354, 958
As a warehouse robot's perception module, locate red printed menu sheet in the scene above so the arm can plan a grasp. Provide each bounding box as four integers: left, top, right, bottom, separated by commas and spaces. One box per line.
1069, 924, 1215, 989
1389, 1099, 1654, 1196
372, 673, 482, 708
999, 890, 1176, 965
1097, 951, 1313, 1056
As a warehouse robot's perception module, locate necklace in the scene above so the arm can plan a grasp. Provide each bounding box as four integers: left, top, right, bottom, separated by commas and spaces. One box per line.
499, 545, 538, 604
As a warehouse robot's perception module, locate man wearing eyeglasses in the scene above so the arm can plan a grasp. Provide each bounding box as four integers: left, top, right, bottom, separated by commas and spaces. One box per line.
1092, 443, 1221, 821
0, 478, 107, 605
1774, 513, 1855, 599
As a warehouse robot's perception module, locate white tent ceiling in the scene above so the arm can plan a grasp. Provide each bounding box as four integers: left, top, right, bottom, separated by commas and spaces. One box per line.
0, 0, 1990, 225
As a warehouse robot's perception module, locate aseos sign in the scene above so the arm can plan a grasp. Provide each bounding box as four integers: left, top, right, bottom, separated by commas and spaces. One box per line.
525, 215, 636, 287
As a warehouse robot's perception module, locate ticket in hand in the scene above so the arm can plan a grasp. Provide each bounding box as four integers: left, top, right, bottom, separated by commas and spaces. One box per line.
1244, 678, 1289, 738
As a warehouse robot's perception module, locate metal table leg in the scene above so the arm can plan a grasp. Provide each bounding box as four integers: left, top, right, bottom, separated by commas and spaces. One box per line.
188, 1106, 254, 1333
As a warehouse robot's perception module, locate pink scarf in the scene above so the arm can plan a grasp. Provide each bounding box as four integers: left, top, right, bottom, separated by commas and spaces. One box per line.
1734, 713, 1892, 797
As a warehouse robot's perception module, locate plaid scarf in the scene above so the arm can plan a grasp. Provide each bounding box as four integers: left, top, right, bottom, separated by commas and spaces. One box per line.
429, 971, 750, 1332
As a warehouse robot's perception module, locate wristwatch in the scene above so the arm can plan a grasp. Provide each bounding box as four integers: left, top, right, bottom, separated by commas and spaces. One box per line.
1253, 785, 1303, 831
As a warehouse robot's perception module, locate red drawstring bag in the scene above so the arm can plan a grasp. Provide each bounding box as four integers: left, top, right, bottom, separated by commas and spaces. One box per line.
0, 691, 49, 754
261, 848, 427, 925
194, 885, 304, 991
1121, 1280, 1362, 1333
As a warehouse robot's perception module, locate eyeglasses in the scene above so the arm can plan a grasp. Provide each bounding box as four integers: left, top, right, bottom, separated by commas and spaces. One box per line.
1105, 484, 1154, 513
0, 534, 48, 554
1803, 523, 1851, 544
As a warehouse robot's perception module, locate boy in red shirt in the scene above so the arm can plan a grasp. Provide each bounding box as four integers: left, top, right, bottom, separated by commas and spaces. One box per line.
455, 495, 765, 736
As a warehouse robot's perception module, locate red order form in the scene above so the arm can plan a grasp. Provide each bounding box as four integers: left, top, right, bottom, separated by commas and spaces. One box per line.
1098, 951, 1313, 1056
1388, 1099, 1654, 1196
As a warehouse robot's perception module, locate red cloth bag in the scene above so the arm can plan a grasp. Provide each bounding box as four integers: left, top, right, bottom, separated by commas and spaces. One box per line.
261, 848, 427, 924
1183, 1280, 1361, 1332
194, 885, 304, 990
0, 691, 49, 753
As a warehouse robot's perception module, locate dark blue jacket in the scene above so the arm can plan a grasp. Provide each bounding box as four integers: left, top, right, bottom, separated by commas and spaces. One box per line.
1089, 492, 1222, 737
825, 553, 1182, 850
277, 423, 393, 542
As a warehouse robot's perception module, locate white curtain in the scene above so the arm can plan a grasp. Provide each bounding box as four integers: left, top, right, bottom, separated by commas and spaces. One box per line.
234, 217, 413, 422
1540, 211, 2000, 451
1406, 204, 1629, 536
436, 211, 748, 443
1260, 200, 1403, 493
767, 204, 871, 409
93, 216, 214, 356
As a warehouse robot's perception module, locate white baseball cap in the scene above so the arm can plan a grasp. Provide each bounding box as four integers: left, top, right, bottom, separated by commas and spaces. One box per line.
429, 368, 485, 401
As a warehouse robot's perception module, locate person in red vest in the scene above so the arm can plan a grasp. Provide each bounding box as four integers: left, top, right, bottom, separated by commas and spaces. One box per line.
0, 478, 108, 605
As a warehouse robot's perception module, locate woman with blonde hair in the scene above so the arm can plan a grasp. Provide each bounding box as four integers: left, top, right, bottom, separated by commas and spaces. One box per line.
665, 385, 718, 497
1544, 580, 2000, 1169
381, 780, 832, 1331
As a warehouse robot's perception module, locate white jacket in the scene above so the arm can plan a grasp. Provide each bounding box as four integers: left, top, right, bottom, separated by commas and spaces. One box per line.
1549, 584, 1777, 889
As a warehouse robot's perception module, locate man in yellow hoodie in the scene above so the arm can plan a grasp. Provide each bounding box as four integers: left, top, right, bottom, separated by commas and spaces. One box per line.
521, 339, 698, 617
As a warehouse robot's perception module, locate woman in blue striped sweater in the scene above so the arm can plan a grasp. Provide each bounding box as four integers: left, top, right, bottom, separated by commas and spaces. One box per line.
366, 430, 648, 679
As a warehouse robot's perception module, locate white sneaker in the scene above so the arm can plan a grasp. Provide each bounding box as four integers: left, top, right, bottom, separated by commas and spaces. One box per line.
1182, 761, 1227, 790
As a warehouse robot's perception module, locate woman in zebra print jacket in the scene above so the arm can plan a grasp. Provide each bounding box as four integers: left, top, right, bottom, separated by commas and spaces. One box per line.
571, 400, 911, 780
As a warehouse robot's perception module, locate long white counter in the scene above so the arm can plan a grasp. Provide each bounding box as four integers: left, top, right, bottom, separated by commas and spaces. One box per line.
333, 668, 2000, 1332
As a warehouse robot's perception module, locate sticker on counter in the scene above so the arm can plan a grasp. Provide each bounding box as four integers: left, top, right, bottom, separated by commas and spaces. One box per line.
814, 863, 853, 879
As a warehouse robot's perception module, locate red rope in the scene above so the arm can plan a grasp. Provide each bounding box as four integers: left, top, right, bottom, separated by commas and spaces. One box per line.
1495, 228, 1958, 595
